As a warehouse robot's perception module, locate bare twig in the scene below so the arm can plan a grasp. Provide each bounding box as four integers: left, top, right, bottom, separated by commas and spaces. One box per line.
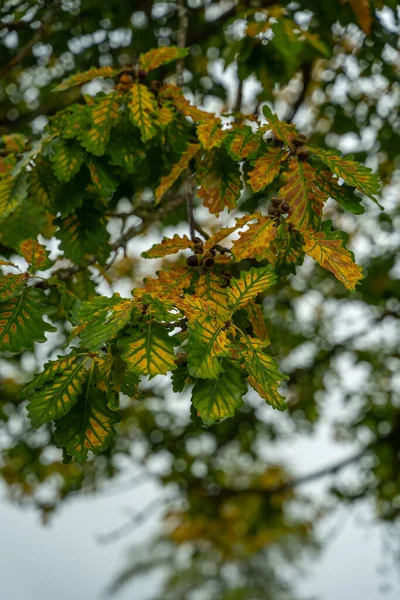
176, 0, 188, 87
285, 62, 313, 124
234, 77, 243, 113
0, 25, 44, 76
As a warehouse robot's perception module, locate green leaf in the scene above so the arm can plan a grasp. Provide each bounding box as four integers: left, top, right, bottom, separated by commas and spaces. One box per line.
0, 288, 56, 353
55, 204, 110, 266
187, 317, 233, 379
197, 149, 243, 216
50, 139, 86, 182
73, 294, 135, 350
0, 173, 28, 219
26, 355, 90, 428
0, 273, 27, 302
107, 127, 145, 174
241, 337, 286, 410
79, 92, 122, 156
29, 158, 58, 207
87, 157, 118, 197
310, 147, 381, 204
139, 46, 189, 72
191, 364, 247, 425
19, 239, 53, 272
119, 322, 177, 379
55, 387, 120, 462
227, 266, 277, 313
317, 171, 365, 214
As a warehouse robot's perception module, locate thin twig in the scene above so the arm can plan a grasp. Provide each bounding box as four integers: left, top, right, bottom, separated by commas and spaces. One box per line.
176, 0, 188, 87
234, 77, 243, 113
285, 62, 313, 124
97, 496, 177, 544
0, 25, 44, 76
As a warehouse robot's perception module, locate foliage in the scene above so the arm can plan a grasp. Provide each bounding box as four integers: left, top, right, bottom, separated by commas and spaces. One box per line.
0, 0, 399, 597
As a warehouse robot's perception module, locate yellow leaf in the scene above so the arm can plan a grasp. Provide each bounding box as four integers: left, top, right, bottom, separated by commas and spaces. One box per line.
20, 239, 52, 271
248, 148, 288, 192
227, 266, 277, 313
195, 271, 231, 319
231, 216, 277, 261
160, 85, 213, 122
203, 213, 260, 253
187, 316, 233, 379
197, 118, 226, 149
155, 143, 200, 204
225, 127, 261, 160
142, 234, 193, 258
80, 92, 121, 156
244, 303, 269, 343
54, 66, 119, 91
119, 322, 177, 379
158, 104, 175, 128
128, 83, 158, 142
197, 149, 242, 216
134, 267, 192, 299
279, 157, 327, 231
139, 46, 189, 72
303, 221, 363, 291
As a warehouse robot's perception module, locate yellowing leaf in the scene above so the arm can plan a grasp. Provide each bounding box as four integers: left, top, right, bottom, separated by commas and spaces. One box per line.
0, 273, 27, 302
139, 46, 189, 72
227, 266, 277, 313
244, 303, 269, 343
160, 85, 212, 122
303, 221, 363, 291
0, 288, 56, 353
203, 213, 260, 253
225, 126, 261, 161
20, 239, 52, 272
197, 118, 226, 149
195, 271, 231, 319
191, 364, 247, 425
155, 143, 200, 204
119, 322, 177, 379
73, 294, 135, 350
134, 267, 192, 299
187, 316, 233, 379
247, 148, 288, 192
241, 336, 286, 410
55, 388, 120, 462
262, 105, 297, 145
27, 355, 89, 427
0, 173, 28, 219
157, 104, 175, 127
80, 92, 121, 156
197, 149, 242, 216
142, 234, 193, 258
29, 159, 58, 207
54, 66, 119, 91
279, 157, 326, 231
231, 216, 277, 261
128, 83, 158, 142
310, 147, 380, 203
176, 295, 229, 326
50, 139, 86, 182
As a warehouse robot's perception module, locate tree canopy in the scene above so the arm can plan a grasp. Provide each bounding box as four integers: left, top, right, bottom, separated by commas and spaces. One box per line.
0, 1, 399, 597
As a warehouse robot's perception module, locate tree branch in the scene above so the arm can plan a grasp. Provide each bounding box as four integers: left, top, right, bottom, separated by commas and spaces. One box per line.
175, 0, 188, 87
285, 62, 313, 124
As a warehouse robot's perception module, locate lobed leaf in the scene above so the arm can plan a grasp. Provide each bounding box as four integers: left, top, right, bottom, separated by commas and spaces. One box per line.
79, 92, 121, 156
20, 239, 52, 272
54, 66, 119, 91
191, 364, 247, 425
155, 143, 200, 204
302, 220, 363, 291
262, 105, 297, 145
55, 387, 120, 462
134, 267, 192, 299
0, 273, 27, 302
50, 139, 86, 182
197, 118, 226, 149
241, 336, 286, 410
128, 83, 158, 142
227, 266, 277, 313
231, 216, 277, 261
187, 317, 233, 379
225, 126, 261, 161
202, 213, 259, 253
197, 149, 242, 216
142, 234, 193, 258
139, 45, 189, 72
0, 173, 28, 219
119, 322, 177, 379
26, 355, 89, 428
247, 148, 288, 192
279, 157, 327, 231
0, 288, 56, 353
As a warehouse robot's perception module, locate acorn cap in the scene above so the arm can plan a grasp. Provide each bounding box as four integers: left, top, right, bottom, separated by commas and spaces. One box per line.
271, 197, 282, 207
280, 201, 289, 213
295, 145, 309, 160
294, 133, 308, 145
192, 236, 203, 245
186, 254, 200, 267
204, 255, 215, 268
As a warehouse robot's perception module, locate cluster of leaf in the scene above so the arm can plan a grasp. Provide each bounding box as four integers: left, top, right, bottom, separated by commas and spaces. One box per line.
0, 45, 380, 463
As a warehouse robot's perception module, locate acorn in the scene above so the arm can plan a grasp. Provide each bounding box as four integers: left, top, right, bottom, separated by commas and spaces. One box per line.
294, 133, 308, 146
279, 201, 289, 213
268, 204, 279, 217
138, 69, 148, 79
119, 73, 133, 86
186, 254, 201, 267
193, 236, 204, 253
295, 145, 309, 161
192, 236, 203, 245
271, 197, 282, 207
203, 253, 215, 268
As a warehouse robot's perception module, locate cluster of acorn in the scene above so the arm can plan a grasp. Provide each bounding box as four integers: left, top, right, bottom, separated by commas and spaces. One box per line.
290, 133, 309, 161
268, 197, 289, 219
186, 237, 215, 268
